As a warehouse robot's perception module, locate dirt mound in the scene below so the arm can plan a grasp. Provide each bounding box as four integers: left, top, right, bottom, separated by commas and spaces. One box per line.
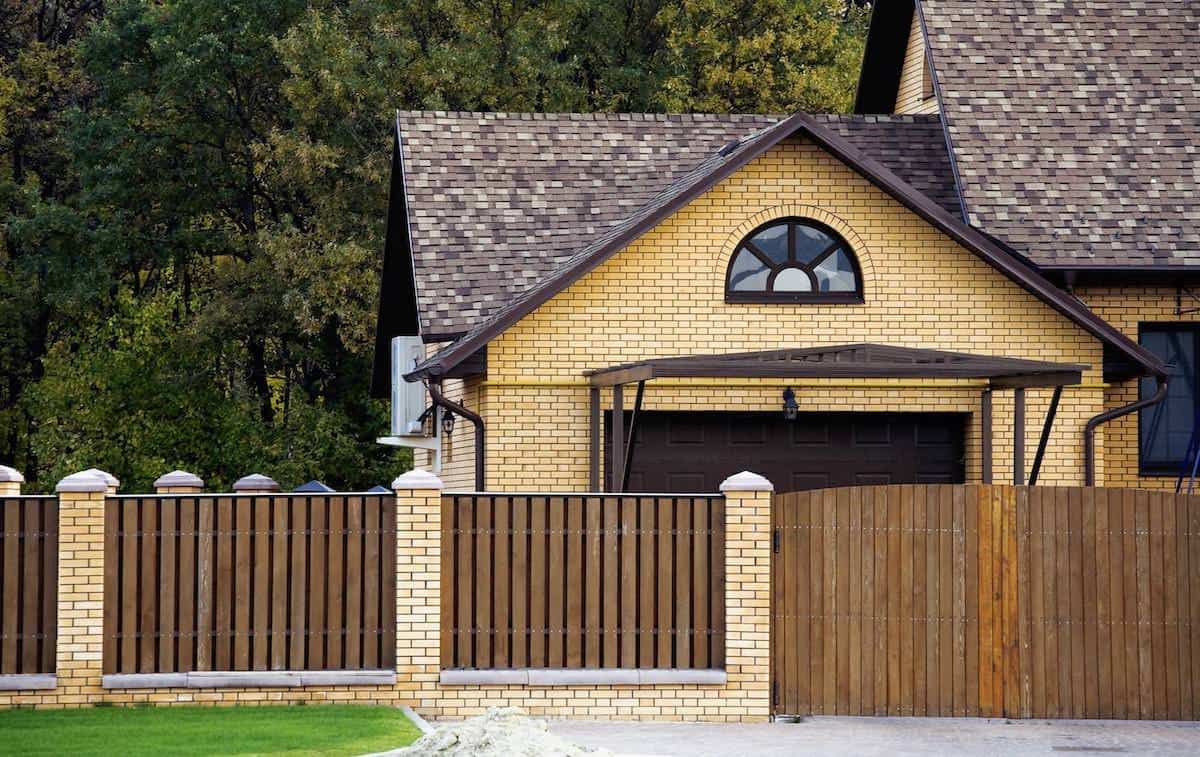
376, 707, 611, 757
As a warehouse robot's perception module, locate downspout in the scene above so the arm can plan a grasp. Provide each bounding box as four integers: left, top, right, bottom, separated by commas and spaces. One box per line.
1084, 375, 1167, 486
428, 381, 486, 491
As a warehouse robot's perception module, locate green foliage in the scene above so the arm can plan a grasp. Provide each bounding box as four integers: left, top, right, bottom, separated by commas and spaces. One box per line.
0, 0, 868, 492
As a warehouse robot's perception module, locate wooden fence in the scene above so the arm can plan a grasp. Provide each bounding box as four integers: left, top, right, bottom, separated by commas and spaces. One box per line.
102, 493, 396, 675
0, 496, 57, 675
772, 484, 1200, 720
442, 494, 725, 670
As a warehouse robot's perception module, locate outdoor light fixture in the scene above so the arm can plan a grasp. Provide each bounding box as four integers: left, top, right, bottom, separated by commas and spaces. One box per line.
782, 387, 798, 421
441, 409, 456, 436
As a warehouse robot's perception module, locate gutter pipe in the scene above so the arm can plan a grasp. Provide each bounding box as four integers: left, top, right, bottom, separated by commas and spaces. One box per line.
428, 381, 486, 491
1084, 375, 1167, 486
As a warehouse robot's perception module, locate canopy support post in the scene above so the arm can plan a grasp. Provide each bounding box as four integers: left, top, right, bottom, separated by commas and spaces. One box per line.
589, 387, 600, 491
1028, 385, 1063, 486
611, 384, 624, 492
621, 380, 646, 493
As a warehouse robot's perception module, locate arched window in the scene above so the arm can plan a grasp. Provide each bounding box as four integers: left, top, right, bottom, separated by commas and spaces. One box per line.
725, 218, 863, 303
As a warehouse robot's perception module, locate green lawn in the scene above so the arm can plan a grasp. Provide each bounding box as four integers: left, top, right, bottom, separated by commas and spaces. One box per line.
0, 704, 423, 756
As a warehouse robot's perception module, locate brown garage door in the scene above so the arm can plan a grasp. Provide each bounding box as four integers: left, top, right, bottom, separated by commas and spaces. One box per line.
608, 411, 966, 493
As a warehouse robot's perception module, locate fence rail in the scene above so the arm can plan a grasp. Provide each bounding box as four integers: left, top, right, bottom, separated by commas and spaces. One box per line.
442, 494, 725, 670
0, 496, 57, 676
772, 484, 1200, 720
102, 493, 396, 675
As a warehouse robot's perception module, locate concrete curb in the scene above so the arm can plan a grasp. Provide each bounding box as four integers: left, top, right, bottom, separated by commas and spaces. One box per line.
439, 668, 727, 687
102, 669, 396, 689
400, 704, 435, 735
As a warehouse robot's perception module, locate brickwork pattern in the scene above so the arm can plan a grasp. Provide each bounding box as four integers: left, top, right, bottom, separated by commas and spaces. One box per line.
444, 138, 1105, 492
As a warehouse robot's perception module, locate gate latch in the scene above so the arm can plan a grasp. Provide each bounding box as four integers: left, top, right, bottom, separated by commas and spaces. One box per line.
772, 528, 780, 554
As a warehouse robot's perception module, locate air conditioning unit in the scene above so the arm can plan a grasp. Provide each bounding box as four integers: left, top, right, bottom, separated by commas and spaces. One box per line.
391, 335, 428, 436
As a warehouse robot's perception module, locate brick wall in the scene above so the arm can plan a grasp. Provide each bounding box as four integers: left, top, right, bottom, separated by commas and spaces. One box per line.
445, 137, 1106, 491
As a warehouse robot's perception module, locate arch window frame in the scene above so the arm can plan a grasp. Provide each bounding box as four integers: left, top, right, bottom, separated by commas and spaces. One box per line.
724, 217, 865, 304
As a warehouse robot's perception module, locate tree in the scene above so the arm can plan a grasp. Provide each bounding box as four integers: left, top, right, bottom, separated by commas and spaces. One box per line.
656, 0, 868, 113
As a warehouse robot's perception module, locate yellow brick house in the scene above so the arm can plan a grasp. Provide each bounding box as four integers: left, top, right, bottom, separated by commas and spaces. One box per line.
371, 0, 1198, 498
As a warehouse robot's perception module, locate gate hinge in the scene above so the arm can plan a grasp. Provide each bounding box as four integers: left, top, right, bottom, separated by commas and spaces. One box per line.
772, 528, 780, 554
772, 681, 780, 706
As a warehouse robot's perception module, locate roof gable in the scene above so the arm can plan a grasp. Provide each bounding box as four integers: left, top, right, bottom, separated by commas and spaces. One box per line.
408, 113, 1163, 381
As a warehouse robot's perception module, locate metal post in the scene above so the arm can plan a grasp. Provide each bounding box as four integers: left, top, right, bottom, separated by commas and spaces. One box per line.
1028, 385, 1063, 486
1013, 387, 1025, 485
981, 388, 993, 484
621, 380, 645, 493
611, 384, 624, 493
589, 387, 600, 491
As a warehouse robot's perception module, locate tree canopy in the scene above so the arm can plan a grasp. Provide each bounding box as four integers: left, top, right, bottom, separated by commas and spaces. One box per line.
0, 0, 869, 492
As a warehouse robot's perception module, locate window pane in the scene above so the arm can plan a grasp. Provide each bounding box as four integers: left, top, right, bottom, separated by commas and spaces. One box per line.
749, 224, 789, 265
813, 249, 857, 292
728, 248, 769, 291
773, 267, 811, 292
795, 224, 836, 264
1140, 329, 1197, 471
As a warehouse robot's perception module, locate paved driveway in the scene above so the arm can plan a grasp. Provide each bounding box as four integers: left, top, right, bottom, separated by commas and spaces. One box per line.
549, 716, 1200, 756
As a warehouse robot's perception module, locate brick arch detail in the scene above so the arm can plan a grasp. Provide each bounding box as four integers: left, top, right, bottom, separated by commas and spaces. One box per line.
712, 205, 875, 300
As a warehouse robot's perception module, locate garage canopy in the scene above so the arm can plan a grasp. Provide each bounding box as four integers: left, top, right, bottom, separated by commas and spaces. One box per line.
585, 343, 1086, 389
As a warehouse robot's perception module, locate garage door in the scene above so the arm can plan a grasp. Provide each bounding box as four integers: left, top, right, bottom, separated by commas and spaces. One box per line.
608, 411, 966, 493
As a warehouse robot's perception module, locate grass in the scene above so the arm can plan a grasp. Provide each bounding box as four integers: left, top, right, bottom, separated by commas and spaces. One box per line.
0, 703, 423, 756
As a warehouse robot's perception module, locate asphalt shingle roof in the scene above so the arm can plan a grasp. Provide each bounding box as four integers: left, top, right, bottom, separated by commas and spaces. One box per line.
920, 0, 1200, 268
398, 111, 958, 337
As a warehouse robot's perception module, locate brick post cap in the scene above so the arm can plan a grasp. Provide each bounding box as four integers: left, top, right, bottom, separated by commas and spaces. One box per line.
719, 470, 774, 492
392, 468, 444, 491
154, 470, 205, 489
233, 473, 280, 492
0, 465, 23, 484
82, 468, 120, 488
56, 470, 109, 493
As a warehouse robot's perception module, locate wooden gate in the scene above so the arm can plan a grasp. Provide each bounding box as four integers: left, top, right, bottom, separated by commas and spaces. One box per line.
771, 484, 1200, 719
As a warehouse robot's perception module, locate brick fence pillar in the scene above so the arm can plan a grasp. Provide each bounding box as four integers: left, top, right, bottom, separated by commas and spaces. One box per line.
392, 469, 443, 713
719, 471, 774, 722
153, 470, 204, 494
0, 465, 22, 496
54, 470, 111, 705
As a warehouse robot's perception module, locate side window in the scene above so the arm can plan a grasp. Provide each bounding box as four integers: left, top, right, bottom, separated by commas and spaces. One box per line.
1139, 325, 1199, 474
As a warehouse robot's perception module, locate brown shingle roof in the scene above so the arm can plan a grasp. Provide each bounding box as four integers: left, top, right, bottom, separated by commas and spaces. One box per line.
919, 0, 1200, 267
398, 111, 959, 338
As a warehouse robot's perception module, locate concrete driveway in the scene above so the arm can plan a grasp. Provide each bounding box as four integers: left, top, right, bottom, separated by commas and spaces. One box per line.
548, 716, 1200, 756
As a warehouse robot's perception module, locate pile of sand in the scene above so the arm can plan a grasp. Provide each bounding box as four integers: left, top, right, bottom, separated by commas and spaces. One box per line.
377, 707, 610, 757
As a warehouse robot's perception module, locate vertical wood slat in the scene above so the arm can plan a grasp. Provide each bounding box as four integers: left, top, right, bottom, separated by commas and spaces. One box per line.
439, 493, 724, 671
0, 497, 57, 675
97, 493, 394, 675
